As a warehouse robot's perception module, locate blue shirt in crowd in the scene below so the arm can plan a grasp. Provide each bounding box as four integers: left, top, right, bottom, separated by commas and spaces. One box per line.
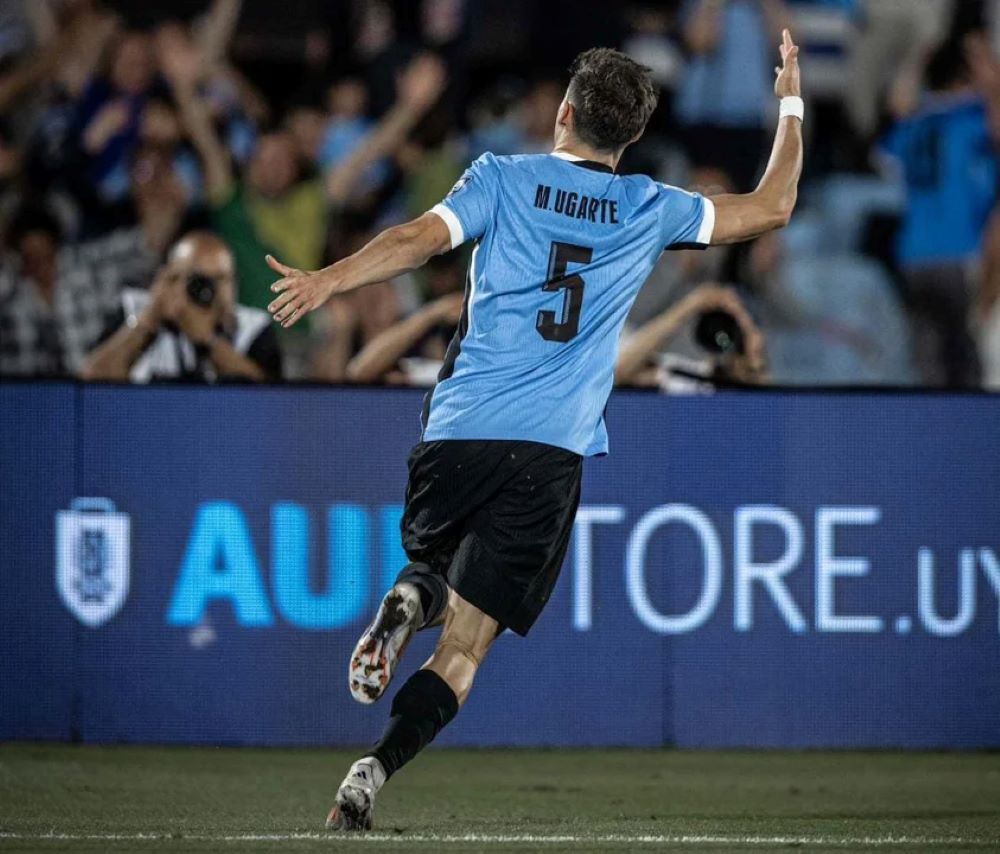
881, 94, 998, 269
787, 0, 857, 11
675, 0, 773, 129
423, 152, 714, 456
318, 117, 390, 193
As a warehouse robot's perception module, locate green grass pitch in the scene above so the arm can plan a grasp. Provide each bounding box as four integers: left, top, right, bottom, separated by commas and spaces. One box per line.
1, 745, 999, 852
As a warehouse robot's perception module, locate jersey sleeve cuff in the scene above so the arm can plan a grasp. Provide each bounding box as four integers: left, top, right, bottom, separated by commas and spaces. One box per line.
430, 203, 465, 250
696, 197, 716, 246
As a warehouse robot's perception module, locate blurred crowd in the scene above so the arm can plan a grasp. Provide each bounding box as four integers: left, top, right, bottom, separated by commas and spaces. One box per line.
2, 0, 1000, 390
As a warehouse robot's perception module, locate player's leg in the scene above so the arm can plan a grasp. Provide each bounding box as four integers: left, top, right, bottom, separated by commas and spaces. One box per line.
348, 437, 581, 705
369, 590, 498, 773
348, 562, 449, 704
421, 588, 499, 703
348, 441, 466, 705
332, 440, 582, 831
329, 590, 499, 831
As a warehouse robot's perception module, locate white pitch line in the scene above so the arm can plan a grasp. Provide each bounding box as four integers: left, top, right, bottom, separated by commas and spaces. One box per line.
0, 832, 995, 847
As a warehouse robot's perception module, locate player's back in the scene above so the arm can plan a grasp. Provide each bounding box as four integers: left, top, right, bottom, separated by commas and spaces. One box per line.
424, 152, 714, 456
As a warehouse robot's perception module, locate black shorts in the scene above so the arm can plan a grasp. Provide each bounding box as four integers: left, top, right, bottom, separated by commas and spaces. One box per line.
400, 439, 583, 636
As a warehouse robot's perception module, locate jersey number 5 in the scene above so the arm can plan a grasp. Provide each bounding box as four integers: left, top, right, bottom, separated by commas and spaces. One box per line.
536, 241, 593, 344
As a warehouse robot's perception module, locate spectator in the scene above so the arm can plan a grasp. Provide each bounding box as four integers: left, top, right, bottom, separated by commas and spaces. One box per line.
0, 122, 24, 222
70, 0, 244, 205
72, 29, 161, 203
676, 0, 790, 190
0, 0, 995, 390
1, 3, 120, 214
308, 213, 415, 383
519, 80, 565, 154
467, 82, 529, 158
879, 36, 999, 387
76, 112, 206, 253
160, 35, 447, 314
784, 0, 858, 104
398, 102, 466, 224
0, 202, 155, 377
310, 281, 406, 382
977, 208, 1000, 390
310, 221, 465, 383
747, 229, 916, 385
0, 1, 118, 126
346, 290, 463, 385
616, 284, 768, 392
621, 5, 683, 95
317, 77, 385, 187
846, 0, 954, 139
466, 79, 569, 160
83, 231, 280, 383
286, 104, 328, 167
990, 0, 1000, 58
0, 0, 46, 65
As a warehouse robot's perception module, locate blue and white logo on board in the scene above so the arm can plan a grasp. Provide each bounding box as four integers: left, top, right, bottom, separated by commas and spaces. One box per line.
56, 498, 131, 627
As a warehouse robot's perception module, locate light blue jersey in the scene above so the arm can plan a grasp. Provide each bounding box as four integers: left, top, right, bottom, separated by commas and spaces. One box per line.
422, 152, 715, 456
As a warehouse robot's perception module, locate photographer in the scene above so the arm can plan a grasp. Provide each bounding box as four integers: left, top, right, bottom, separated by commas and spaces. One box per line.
616, 284, 768, 392
83, 231, 280, 382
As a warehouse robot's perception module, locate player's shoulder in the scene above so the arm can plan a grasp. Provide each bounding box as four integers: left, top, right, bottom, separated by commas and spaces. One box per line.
470, 151, 553, 173
652, 179, 702, 200
617, 173, 698, 208
459, 151, 516, 186
484, 154, 676, 192
619, 172, 662, 193
464, 152, 578, 191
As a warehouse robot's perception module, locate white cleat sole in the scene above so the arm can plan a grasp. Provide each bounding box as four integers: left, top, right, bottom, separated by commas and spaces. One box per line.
349, 586, 421, 704
325, 784, 373, 832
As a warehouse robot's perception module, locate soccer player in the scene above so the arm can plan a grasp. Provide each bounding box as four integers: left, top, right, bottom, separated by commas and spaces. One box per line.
266, 31, 803, 831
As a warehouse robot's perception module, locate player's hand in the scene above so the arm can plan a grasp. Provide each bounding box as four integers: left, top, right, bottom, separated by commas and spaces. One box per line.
267, 256, 334, 328
774, 29, 800, 99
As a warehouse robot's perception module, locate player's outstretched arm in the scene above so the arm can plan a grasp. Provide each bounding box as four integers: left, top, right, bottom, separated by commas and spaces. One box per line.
709, 29, 803, 245
267, 212, 452, 329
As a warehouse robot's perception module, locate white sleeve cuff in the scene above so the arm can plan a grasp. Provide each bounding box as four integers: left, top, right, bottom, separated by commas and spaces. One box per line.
430, 203, 465, 250
696, 197, 716, 246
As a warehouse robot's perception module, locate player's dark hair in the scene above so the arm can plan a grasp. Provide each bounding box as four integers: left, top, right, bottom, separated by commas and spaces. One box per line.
566, 48, 658, 153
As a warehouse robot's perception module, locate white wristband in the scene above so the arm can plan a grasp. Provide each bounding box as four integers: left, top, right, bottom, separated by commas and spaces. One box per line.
779, 96, 805, 122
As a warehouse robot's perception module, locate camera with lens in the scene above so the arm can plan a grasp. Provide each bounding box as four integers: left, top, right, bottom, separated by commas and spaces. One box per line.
186, 273, 217, 308
695, 309, 745, 356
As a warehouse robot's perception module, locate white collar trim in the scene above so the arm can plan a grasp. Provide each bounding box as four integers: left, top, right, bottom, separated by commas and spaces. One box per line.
551, 151, 586, 162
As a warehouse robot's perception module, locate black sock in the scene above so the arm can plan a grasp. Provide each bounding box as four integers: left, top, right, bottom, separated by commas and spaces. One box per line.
370, 669, 459, 779
395, 562, 449, 628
